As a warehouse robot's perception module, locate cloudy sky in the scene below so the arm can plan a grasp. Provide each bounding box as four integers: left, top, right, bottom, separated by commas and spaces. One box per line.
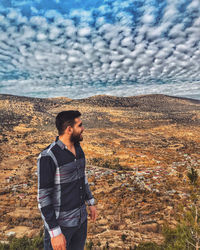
0, 0, 199, 99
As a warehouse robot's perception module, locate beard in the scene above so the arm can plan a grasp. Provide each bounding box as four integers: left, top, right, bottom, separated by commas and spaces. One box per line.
70, 131, 83, 143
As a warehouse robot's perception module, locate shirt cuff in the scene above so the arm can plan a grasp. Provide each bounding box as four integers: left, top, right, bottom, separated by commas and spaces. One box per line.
48, 226, 62, 238
86, 198, 95, 206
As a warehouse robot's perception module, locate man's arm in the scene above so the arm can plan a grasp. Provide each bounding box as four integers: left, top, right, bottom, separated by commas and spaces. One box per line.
37, 154, 62, 237
84, 171, 97, 222
84, 173, 96, 206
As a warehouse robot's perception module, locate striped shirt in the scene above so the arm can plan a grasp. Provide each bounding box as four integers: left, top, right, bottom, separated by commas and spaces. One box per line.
37, 136, 95, 238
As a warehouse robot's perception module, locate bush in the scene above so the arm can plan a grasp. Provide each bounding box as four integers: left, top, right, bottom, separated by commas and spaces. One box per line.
121, 234, 127, 242
0, 230, 43, 250
162, 223, 189, 249
103, 241, 109, 249
89, 157, 129, 171
187, 167, 198, 185
135, 242, 162, 250
86, 239, 94, 250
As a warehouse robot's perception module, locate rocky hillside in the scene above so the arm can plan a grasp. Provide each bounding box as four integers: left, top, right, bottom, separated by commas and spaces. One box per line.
0, 93, 200, 249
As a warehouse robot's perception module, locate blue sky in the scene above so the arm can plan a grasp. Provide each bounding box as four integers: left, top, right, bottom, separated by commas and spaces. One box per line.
0, 0, 200, 99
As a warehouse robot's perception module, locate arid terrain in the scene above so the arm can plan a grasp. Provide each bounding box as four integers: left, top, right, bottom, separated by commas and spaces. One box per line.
0, 93, 200, 249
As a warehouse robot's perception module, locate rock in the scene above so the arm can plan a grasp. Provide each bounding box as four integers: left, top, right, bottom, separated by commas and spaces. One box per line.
6, 231, 16, 237
136, 223, 159, 233
98, 219, 108, 225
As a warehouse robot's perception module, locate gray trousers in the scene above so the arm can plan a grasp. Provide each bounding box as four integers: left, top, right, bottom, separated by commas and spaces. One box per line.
44, 219, 87, 250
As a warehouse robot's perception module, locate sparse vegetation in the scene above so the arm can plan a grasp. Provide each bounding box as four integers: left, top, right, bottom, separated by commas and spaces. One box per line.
187, 167, 198, 185
121, 233, 127, 242
135, 242, 162, 249
85, 239, 94, 250
103, 241, 109, 249
136, 168, 200, 249
88, 157, 132, 171
0, 230, 43, 250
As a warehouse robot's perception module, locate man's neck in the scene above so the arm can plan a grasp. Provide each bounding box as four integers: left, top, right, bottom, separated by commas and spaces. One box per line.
59, 136, 74, 149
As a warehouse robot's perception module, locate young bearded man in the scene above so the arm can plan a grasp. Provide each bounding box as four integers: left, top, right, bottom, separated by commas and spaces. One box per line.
37, 110, 97, 250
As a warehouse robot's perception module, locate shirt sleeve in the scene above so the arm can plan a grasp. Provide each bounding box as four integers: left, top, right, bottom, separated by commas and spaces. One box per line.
37, 153, 62, 238
84, 171, 96, 206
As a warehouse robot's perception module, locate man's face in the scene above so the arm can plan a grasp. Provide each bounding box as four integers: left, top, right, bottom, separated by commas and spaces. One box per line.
70, 117, 84, 143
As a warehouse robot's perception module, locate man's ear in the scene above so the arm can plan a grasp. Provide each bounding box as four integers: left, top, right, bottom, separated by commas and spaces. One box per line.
66, 126, 73, 134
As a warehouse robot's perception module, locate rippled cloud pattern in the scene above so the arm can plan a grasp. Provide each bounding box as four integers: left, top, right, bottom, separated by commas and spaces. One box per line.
0, 0, 200, 99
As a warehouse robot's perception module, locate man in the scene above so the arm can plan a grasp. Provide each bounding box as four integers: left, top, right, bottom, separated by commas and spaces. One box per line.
37, 110, 97, 250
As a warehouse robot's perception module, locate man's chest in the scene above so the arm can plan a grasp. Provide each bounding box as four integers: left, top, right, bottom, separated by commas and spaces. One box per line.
54, 156, 86, 184
54, 144, 84, 166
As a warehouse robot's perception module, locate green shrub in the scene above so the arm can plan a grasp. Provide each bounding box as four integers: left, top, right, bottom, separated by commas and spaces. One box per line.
86, 239, 94, 250
89, 157, 130, 171
135, 242, 162, 250
121, 234, 127, 242
187, 167, 198, 185
0, 231, 43, 250
103, 241, 109, 249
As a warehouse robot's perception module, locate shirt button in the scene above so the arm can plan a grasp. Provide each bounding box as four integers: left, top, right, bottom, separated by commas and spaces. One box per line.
80, 186, 82, 189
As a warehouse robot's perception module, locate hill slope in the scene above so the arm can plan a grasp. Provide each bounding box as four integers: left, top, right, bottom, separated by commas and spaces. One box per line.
0, 93, 200, 248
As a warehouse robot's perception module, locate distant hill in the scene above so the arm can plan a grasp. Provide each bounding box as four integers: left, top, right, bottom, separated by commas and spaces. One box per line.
1, 93, 200, 109
70, 94, 200, 111
1, 94, 199, 130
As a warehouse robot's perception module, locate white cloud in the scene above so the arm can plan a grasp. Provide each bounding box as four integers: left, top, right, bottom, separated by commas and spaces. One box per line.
20, 25, 36, 39
98, 5, 111, 14
36, 33, 47, 41
187, 0, 200, 10
95, 16, 106, 27
168, 23, 185, 38
65, 25, 77, 37
142, 14, 154, 24
122, 58, 133, 66
78, 26, 91, 37
7, 9, 19, 20
45, 9, 61, 19
162, 3, 178, 22
0, 0, 199, 100
121, 37, 134, 49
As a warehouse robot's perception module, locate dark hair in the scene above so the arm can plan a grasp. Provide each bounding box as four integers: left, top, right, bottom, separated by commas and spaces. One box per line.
55, 110, 81, 135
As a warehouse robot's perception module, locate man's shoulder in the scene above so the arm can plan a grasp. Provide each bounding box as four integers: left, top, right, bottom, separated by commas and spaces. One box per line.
38, 141, 57, 158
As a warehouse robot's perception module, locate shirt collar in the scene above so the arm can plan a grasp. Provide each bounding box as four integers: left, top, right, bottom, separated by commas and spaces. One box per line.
55, 136, 80, 150
56, 136, 67, 150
